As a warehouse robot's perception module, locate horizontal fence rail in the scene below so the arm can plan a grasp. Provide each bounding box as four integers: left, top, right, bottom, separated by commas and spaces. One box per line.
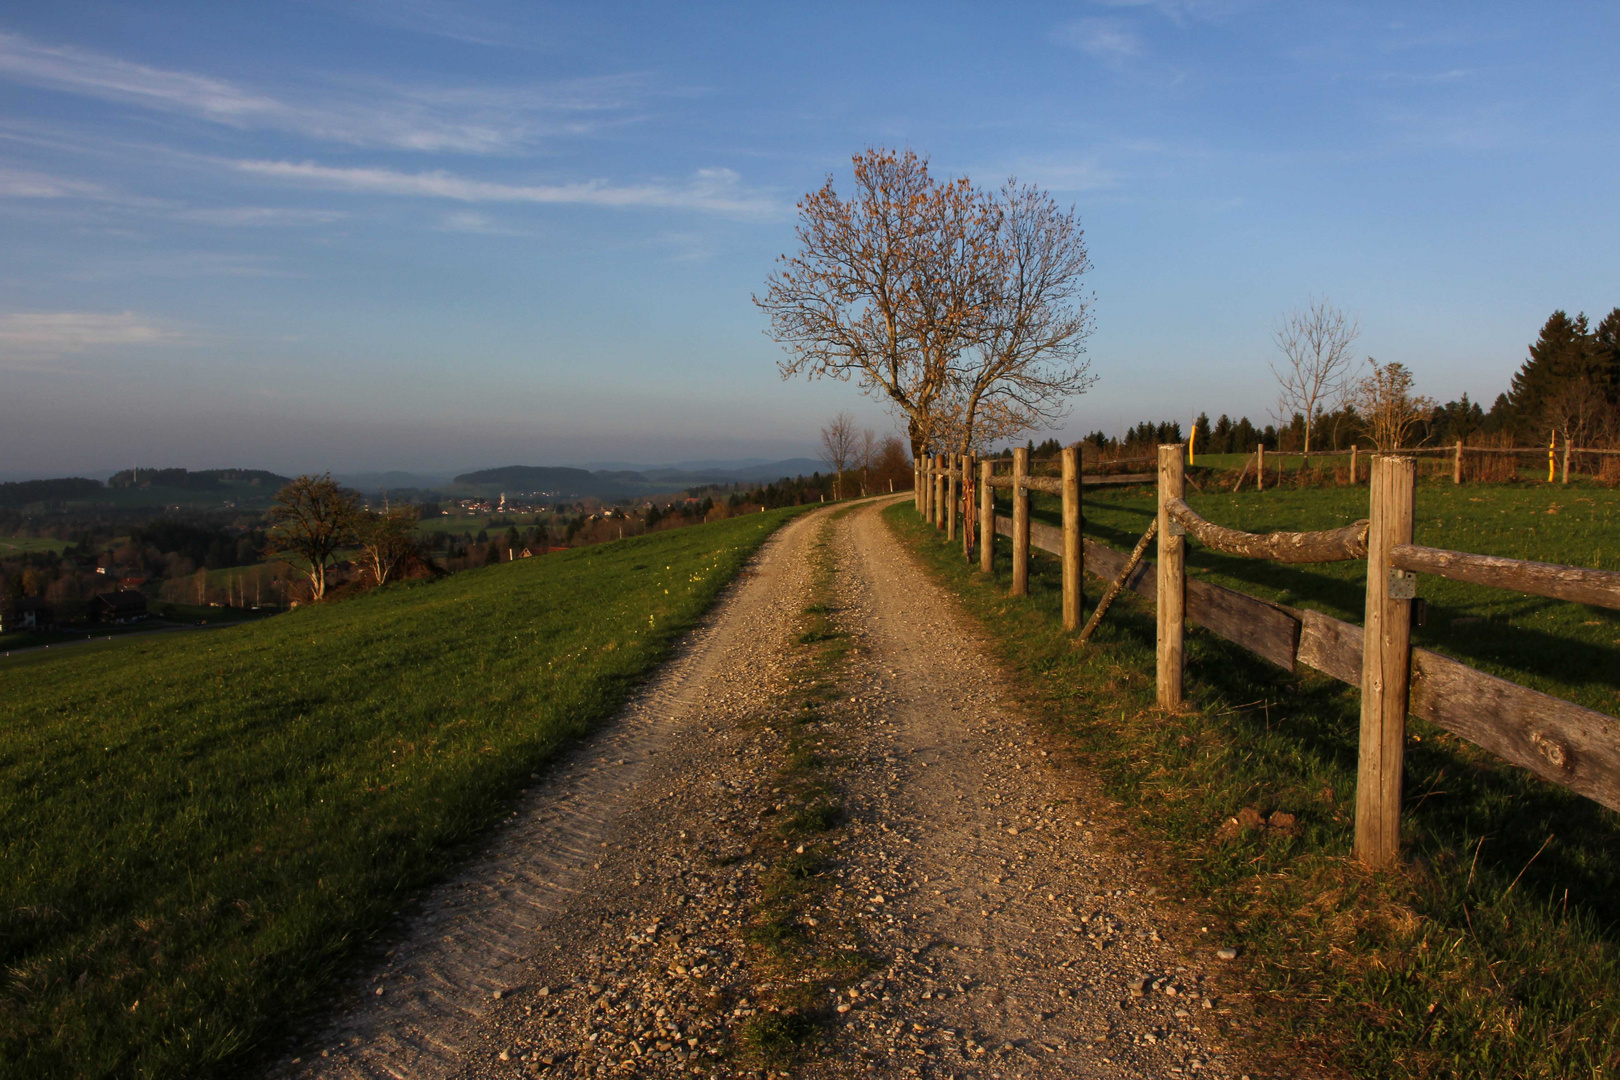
919, 441, 1620, 870
1164, 497, 1368, 563
1389, 544, 1620, 611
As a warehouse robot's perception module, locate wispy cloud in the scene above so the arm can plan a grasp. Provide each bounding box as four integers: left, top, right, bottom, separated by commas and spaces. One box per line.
0, 166, 116, 199
436, 209, 526, 235
1088, 0, 1258, 25
0, 30, 648, 153
172, 206, 348, 227
352, 0, 540, 50
1051, 19, 1145, 63
234, 160, 783, 220
0, 311, 185, 358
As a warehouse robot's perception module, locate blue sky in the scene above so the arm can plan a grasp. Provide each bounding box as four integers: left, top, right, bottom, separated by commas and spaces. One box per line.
1, 1, 1616, 476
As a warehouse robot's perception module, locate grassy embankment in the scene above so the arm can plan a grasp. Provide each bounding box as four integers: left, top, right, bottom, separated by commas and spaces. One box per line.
0, 506, 802, 1080
887, 481, 1620, 1080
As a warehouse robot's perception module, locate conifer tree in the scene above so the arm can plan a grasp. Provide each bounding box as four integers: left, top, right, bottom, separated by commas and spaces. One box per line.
1509, 310, 1594, 434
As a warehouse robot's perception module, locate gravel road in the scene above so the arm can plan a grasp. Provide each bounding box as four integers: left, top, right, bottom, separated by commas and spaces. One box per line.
282, 500, 1275, 1080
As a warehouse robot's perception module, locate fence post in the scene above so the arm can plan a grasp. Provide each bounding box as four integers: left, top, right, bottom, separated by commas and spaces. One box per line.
1562, 437, 1572, 485
1156, 443, 1186, 709
1257, 443, 1265, 492
962, 453, 974, 559
1356, 454, 1416, 868
979, 458, 994, 574
1062, 445, 1082, 631
934, 454, 946, 529
1350, 444, 1358, 484
1011, 447, 1030, 597
946, 455, 958, 542
913, 461, 920, 511
1454, 440, 1463, 485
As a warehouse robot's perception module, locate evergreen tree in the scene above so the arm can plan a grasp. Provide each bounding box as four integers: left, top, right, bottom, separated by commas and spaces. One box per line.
1193, 412, 1211, 454
1509, 310, 1595, 435
1594, 307, 1620, 405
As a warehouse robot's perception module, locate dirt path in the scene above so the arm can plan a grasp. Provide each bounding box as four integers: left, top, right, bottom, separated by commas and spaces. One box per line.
284, 501, 1270, 1080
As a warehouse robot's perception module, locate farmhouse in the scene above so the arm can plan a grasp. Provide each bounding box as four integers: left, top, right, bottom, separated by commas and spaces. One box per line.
92, 591, 149, 623
0, 597, 52, 633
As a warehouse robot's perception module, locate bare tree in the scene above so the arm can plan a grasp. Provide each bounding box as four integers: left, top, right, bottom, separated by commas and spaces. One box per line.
265, 473, 360, 601
355, 506, 423, 587
1544, 377, 1612, 453
820, 412, 860, 499
1271, 297, 1359, 456
946, 180, 1095, 454
756, 148, 1004, 460
858, 427, 879, 495
1347, 359, 1435, 451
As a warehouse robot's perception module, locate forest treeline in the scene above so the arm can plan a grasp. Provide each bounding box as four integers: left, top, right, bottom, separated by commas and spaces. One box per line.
1077, 307, 1620, 458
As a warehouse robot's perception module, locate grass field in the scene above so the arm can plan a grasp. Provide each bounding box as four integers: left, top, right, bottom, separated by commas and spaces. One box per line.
0, 536, 72, 554
892, 484, 1620, 1079
0, 507, 802, 1079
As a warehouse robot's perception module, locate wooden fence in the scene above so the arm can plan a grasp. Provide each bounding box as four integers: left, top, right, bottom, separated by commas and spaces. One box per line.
912, 446, 1620, 868
1223, 437, 1620, 489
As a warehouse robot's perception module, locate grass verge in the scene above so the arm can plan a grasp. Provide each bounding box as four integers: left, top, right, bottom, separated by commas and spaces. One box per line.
736, 511, 872, 1070
886, 499, 1620, 1080
0, 507, 803, 1080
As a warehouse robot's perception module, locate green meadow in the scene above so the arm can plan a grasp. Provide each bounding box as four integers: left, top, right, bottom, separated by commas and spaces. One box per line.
0, 507, 801, 1079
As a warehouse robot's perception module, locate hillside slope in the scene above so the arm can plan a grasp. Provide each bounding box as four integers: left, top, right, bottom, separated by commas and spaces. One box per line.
0, 507, 802, 1079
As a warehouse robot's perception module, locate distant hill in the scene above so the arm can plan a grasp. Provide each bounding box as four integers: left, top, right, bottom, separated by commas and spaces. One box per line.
336, 470, 455, 492
452, 466, 601, 491
0, 477, 104, 507
106, 468, 291, 491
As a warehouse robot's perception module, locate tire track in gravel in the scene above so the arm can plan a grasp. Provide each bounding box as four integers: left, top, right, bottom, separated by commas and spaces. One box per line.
280, 508, 831, 1079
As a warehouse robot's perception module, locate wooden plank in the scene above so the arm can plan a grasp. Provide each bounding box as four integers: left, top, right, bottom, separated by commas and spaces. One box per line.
1083, 473, 1156, 487
1296, 609, 1362, 686
1390, 543, 1620, 612
1030, 519, 1064, 556
996, 514, 1014, 539
1409, 648, 1620, 813
1069, 539, 1620, 814
1290, 608, 1620, 813
1185, 580, 1299, 670
1024, 475, 1064, 495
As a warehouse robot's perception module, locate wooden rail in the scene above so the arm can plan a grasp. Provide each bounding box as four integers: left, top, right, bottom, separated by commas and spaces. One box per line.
1389, 544, 1620, 612
1164, 497, 1368, 563
1072, 526, 1620, 815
